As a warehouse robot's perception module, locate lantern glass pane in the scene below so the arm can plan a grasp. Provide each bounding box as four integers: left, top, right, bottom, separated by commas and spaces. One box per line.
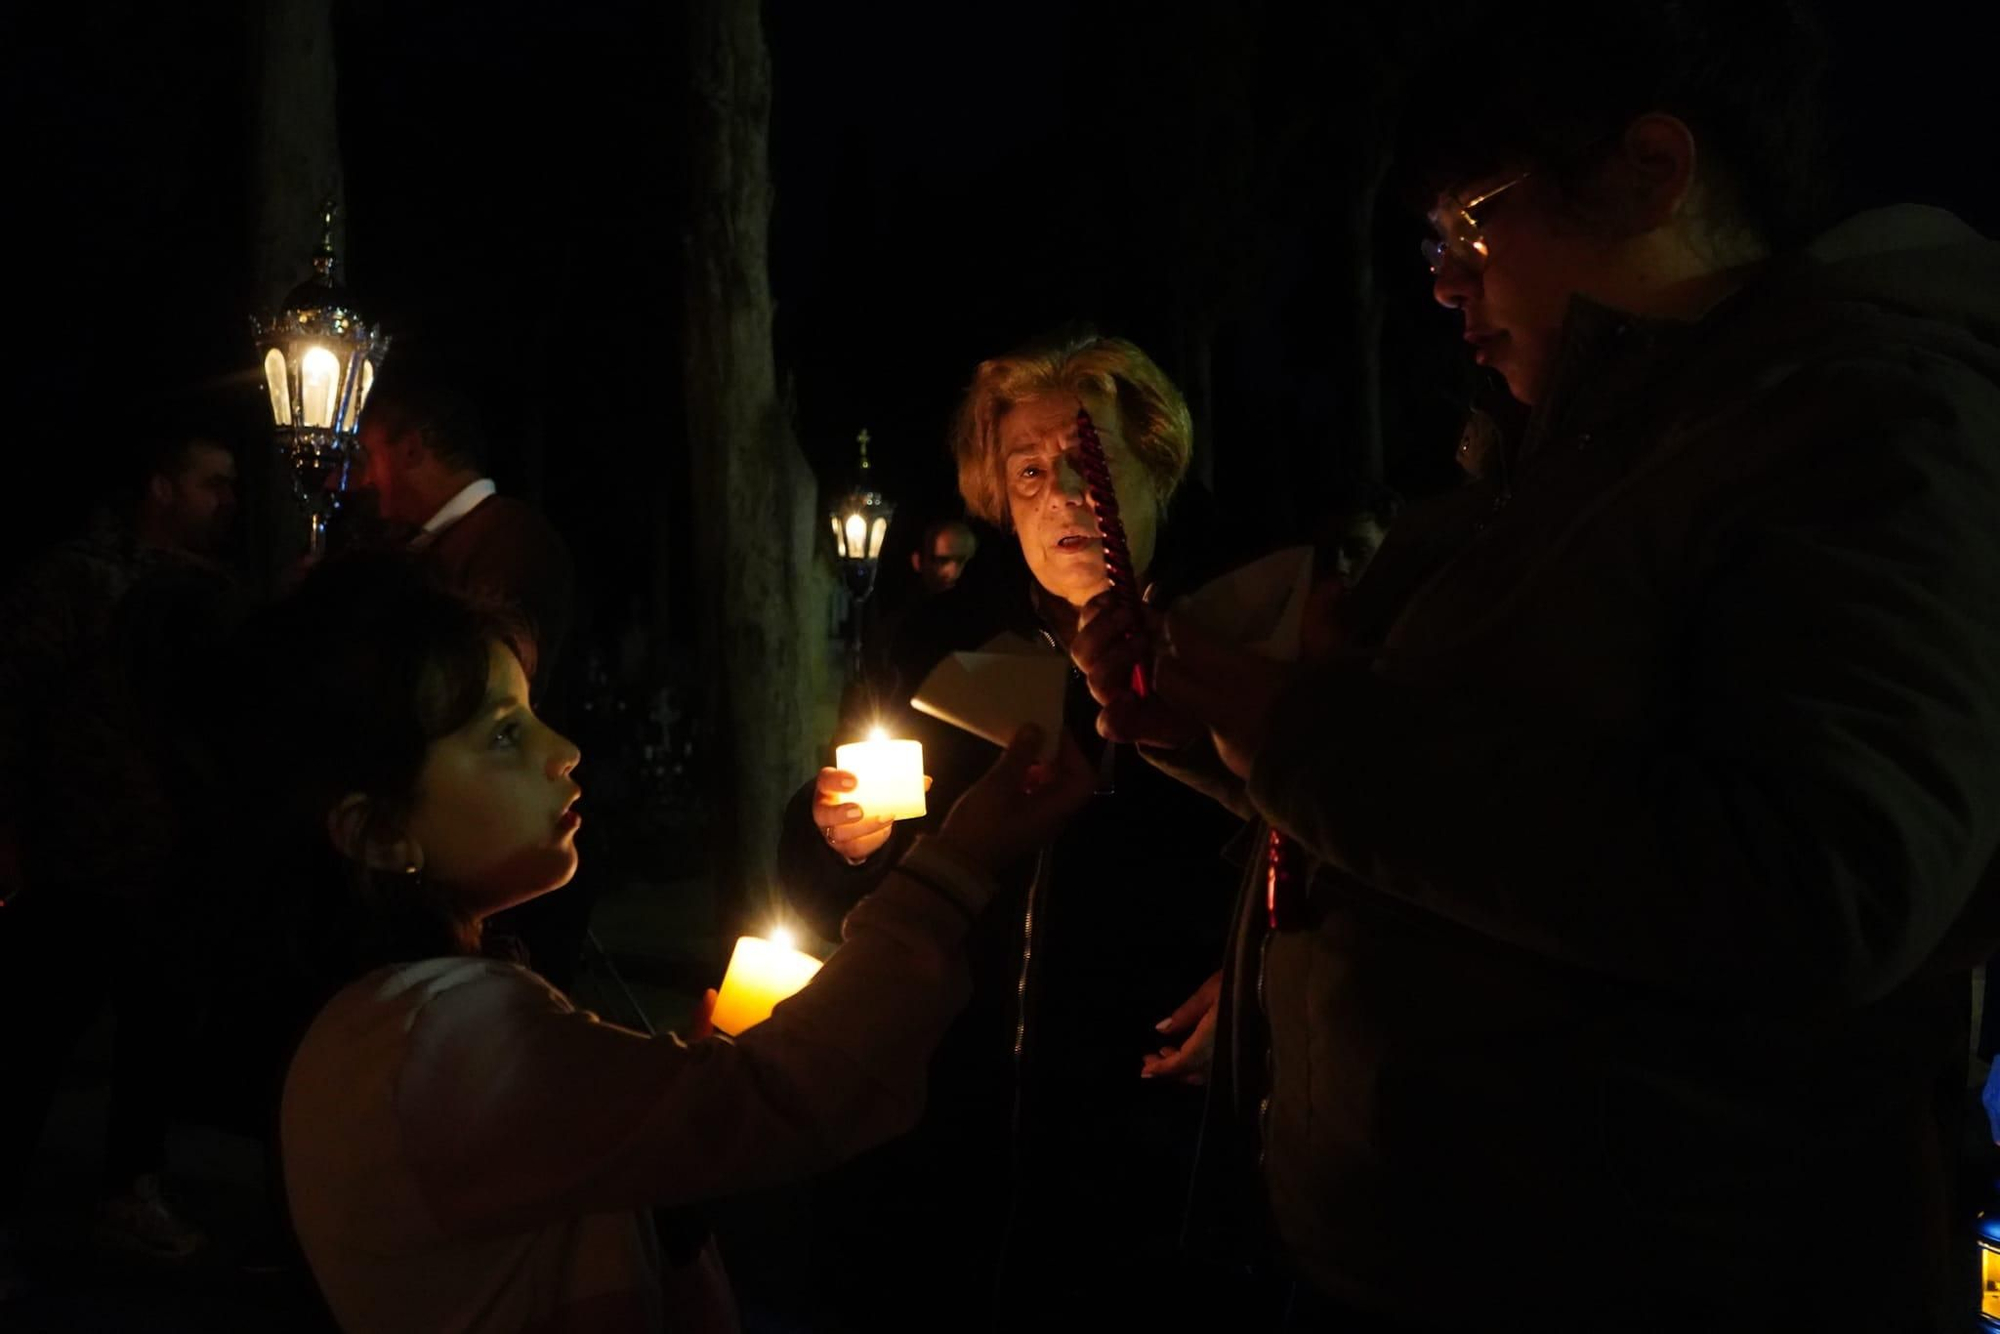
263, 348, 291, 426
300, 344, 342, 429
829, 515, 843, 554
867, 516, 887, 559
342, 356, 377, 431
844, 513, 867, 559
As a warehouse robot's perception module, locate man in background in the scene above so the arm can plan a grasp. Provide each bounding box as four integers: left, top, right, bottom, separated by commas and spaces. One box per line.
910, 516, 977, 595
357, 381, 574, 702
0, 426, 241, 1294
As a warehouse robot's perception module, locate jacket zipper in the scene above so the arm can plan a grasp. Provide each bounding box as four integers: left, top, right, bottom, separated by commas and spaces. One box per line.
1013, 847, 1047, 1063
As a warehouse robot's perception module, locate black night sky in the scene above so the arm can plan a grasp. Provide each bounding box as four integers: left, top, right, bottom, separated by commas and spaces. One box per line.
8, 0, 1996, 625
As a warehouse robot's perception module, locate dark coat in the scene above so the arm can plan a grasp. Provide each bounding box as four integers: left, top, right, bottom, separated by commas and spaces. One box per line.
776, 488, 1261, 1318
421, 493, 574, 704
1198, 206, 2000, 1330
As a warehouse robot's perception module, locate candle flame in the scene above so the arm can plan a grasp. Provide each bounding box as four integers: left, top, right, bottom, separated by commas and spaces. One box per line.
769, 925, 797, 952
867, 725, 887, 743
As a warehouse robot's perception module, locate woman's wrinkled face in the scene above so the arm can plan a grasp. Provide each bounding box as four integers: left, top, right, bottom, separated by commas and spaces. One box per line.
405, 641, 582, 919
1000, 391, 1160, 608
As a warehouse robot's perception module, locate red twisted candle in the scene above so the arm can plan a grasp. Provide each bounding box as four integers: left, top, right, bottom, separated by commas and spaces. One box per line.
1072, 405, 1150, 696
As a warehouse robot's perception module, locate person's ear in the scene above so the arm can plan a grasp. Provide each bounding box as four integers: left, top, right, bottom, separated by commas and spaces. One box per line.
326, 794, 424, 873
1617, 112, 1697, 232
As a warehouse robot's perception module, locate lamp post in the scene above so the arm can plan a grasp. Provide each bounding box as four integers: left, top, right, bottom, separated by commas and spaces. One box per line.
253, 200, 390, 558
828, 427, 894, 685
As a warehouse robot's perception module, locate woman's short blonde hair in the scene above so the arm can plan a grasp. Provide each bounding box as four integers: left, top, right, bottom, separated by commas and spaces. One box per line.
951, 330, 1194, 528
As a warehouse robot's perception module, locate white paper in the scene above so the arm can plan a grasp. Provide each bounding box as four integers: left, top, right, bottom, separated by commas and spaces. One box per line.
910, 632, 1067, 761
1166, 546, 1314, 662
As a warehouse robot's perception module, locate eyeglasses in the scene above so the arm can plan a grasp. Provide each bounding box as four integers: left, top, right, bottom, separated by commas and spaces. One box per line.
1421, 172, 1530, 276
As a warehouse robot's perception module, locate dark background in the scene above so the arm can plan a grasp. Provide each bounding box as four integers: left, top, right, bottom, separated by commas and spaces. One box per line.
3, 3, 1998, 1325
4, 0, 1996, 691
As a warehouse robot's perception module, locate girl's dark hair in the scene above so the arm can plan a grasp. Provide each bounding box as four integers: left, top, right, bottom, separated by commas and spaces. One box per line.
230, 552, 524, 1001
1393, 0, 1836, 251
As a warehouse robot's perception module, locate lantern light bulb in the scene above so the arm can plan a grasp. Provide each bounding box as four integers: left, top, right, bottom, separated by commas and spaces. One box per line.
844, 512, 867, 558
300, 344, 342, 429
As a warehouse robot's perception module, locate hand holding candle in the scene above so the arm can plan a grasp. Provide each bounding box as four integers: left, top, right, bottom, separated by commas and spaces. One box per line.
832, 728, 927, 821
814, 728, 928, 865
710, 927, 824, 1037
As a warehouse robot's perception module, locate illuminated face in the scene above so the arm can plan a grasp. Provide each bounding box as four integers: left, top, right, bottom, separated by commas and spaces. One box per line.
404, 641, 583, 920
1000, 391, 1160, 609
1431, 171, 1611, 406
357, 417, 422, 526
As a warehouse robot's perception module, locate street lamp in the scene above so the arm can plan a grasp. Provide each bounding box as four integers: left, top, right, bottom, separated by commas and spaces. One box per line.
253, 200, 390, 557
828, 427, 894, 681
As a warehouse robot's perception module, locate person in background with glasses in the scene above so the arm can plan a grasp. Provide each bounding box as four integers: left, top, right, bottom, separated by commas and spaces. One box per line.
1068, 1, 2000, 1328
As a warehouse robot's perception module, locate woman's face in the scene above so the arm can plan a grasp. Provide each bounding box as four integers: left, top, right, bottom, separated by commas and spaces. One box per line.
404, 641, 582, 920
1000, 390, 1161, 608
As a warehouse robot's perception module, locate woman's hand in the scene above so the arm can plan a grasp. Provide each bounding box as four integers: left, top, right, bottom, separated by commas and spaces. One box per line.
932, 725, 1097, 872
1072, 591, 1201, 748
813, 768, 928, 865
1141, 970, 1221, 1084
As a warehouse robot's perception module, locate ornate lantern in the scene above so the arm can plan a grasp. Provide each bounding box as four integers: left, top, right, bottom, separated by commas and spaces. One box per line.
253, 200, 390, 556
827, 427, 894, 686
828, 427, 894, 604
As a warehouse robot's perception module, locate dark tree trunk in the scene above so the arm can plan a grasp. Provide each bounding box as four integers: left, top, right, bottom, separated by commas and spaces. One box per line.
683, 0, 835, 931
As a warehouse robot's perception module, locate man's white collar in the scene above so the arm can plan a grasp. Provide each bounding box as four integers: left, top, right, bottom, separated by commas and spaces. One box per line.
420, 478, 498, 540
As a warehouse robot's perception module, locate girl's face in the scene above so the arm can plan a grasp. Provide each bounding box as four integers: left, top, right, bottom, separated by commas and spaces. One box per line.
405, 640, 582, 920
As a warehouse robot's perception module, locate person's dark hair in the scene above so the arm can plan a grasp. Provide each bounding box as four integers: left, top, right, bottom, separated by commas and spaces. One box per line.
1394, 0, 1836, 251
1331, 479, 1405, 529
918, 516, 976, 551
361, 376, 490, 473
230, 552, 525, 997
114, 420, 232, 517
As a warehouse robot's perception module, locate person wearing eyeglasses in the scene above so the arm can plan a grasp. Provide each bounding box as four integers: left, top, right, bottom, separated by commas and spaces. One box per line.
1069, 3, 2000, 1329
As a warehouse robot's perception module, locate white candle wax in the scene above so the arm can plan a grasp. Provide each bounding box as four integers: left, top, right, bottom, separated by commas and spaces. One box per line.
711, 933, 824, 1037
833, 731, 927, 822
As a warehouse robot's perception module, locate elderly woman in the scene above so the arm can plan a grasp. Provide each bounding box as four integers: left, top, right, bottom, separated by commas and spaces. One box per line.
775, 330, 1267, 1327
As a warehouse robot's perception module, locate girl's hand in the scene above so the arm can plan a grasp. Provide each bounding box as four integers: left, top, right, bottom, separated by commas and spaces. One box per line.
932, 726, 1096, 872
683, 989, 718, 1042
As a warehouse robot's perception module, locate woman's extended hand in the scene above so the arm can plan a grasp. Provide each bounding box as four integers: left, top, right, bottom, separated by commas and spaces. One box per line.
813, 768, 929, 865
1072, 591, 1201, 748
931, 725, 1097, 872
1141, 970, 1221, 1084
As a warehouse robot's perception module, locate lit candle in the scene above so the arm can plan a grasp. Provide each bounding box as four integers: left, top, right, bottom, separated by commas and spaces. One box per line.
833, 727, 927, 821
711, 928, 824, 1037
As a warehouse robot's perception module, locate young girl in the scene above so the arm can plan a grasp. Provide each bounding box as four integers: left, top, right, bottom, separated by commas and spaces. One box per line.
242, 555, 1091, 1333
